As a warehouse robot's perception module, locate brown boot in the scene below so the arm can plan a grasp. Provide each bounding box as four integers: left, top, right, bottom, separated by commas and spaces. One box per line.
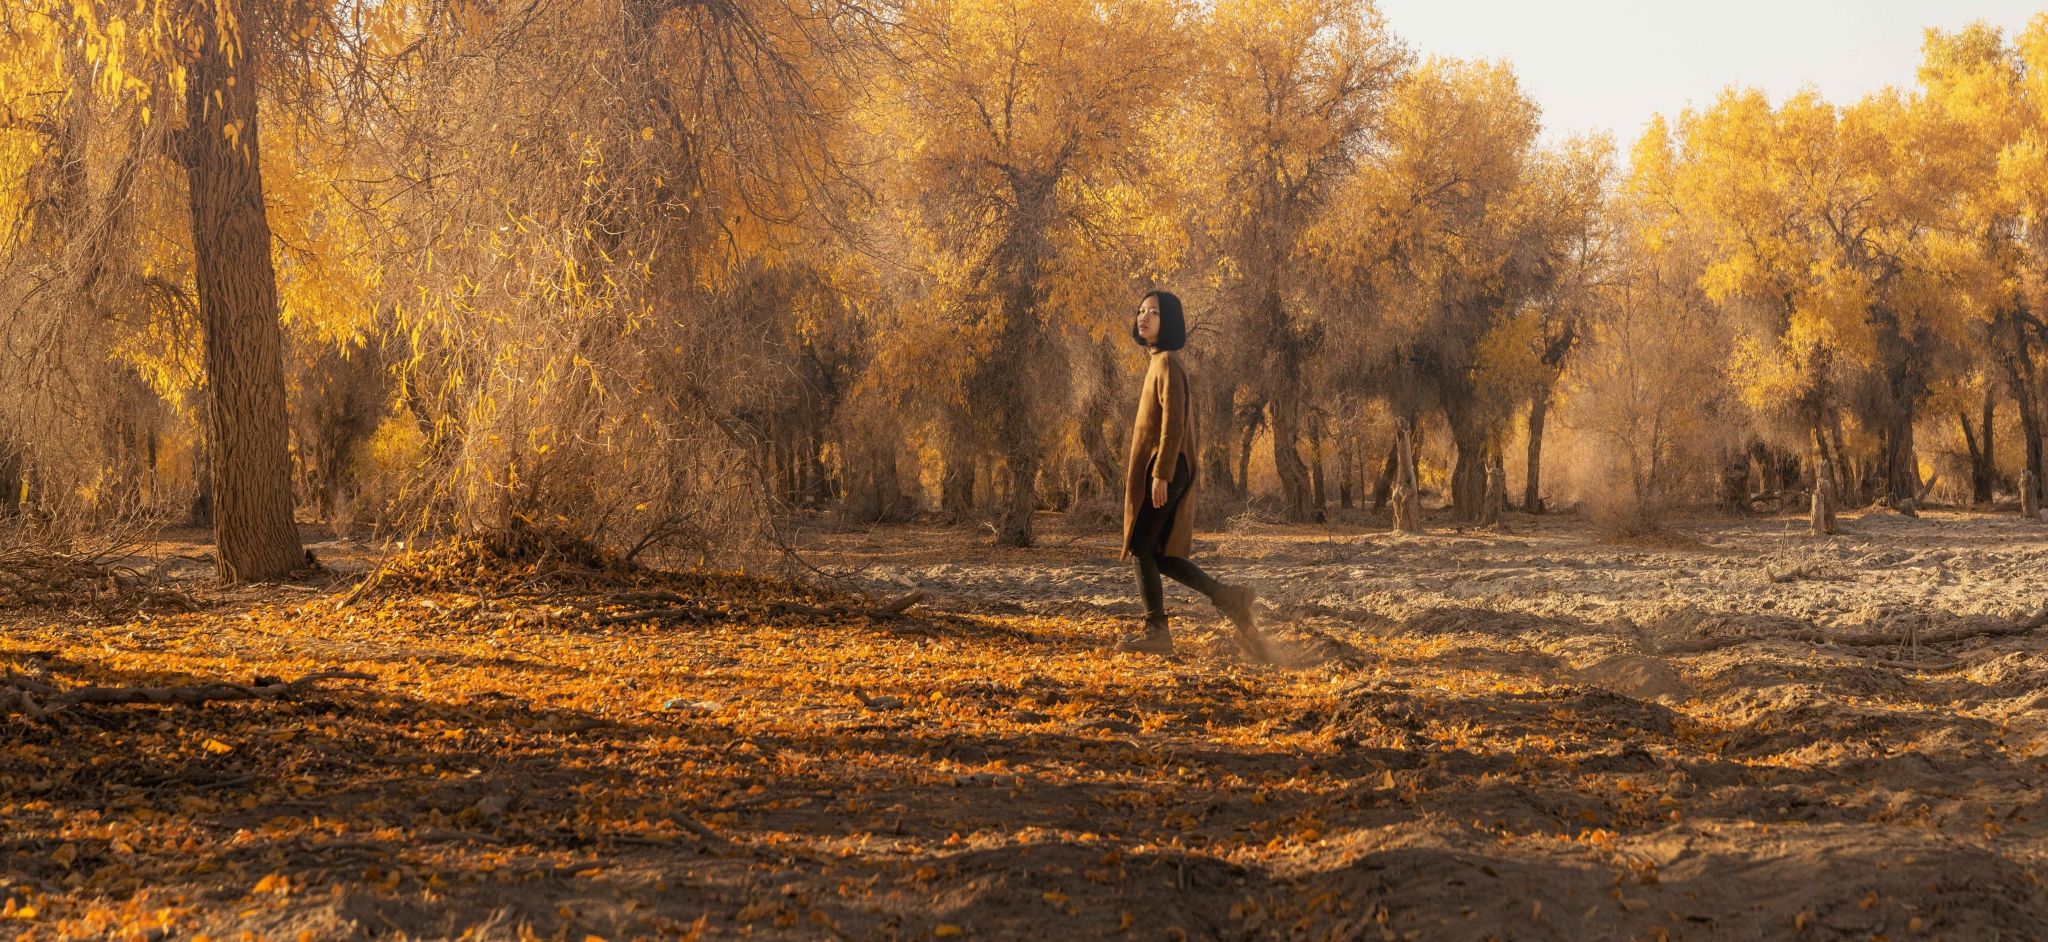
1216, 584, 1270, 663
1114, 616, 1174, 655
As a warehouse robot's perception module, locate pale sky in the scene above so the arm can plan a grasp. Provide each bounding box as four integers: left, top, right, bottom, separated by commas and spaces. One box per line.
1375, 0, 2046, 149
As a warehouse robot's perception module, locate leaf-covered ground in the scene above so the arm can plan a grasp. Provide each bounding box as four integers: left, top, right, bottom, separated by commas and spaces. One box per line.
4, 510, 2048, 941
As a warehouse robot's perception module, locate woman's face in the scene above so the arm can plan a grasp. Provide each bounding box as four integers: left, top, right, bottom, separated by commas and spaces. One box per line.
1136, 296, 1161, 344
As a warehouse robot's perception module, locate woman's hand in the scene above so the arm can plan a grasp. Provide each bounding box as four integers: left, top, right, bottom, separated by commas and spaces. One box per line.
1151, 477, 1168, 508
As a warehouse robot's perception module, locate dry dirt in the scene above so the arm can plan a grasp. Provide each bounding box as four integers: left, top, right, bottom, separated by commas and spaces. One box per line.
4, 508, 2048, 941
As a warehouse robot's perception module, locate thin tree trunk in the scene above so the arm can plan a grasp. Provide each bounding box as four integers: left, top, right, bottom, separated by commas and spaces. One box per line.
189, 412, 214, 529
2005, 316, 2045, 507
1307, 417, 1327, 522
1961, 398, 1996, 506
1523, 388, 1551, 513
1338, 429, 1355, 510
1979, 385, 1997, 503
1236, 420, 1256, 499
179, 0, 304, 580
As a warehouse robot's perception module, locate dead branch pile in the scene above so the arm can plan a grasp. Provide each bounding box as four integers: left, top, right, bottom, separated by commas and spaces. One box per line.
343, 520, 631, 604
0, 543, 197, 614
342, 525, 927, 630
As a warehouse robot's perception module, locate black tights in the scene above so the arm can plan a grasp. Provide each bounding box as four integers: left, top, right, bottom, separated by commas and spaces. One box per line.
1133, 455, 1223, 624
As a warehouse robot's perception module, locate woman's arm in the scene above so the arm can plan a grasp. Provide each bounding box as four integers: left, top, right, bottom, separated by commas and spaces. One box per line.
1154, 357, 1187, 487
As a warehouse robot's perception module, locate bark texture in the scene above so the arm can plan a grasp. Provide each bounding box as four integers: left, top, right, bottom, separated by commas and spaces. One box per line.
1811, 458, 1839, 537
180, 0, 304, 581
1391, 419, 1422, 534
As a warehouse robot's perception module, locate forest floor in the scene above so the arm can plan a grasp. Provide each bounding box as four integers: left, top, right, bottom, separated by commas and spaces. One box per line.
4, 508, 2048, 941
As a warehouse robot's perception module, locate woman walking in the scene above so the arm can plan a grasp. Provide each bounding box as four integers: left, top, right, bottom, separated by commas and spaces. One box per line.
1116, 290, 1268, 660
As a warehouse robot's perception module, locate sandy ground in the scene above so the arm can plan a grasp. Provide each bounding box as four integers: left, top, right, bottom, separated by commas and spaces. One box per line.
805, 507, 2048, 940
3, 508, 2047, 940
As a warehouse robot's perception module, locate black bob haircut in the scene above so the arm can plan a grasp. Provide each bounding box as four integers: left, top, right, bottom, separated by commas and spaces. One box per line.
1131, 290, 1187, 352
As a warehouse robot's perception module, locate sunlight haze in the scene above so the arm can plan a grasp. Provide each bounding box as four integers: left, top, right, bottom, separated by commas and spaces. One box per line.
1375, 0, 2047, 146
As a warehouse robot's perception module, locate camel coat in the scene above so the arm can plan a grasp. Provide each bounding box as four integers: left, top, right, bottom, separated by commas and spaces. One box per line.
1121, 350, 1199, 560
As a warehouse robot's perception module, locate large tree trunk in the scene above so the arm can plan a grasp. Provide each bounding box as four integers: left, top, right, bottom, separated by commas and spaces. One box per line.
938, 414, 977, 519
1254, 285, 1314, 522
992, 296, 1037, 546
848, 444, 904, 522
1879, 403, 1920, 508
1078, 411, 1119, 503
996, 449, 1037, 547
801, 424, 833, 507
1202, 444, 1235, 504
1269, 389, 1314, 522
1370, 437, 1397, 512
2003, 315, 2045, 508
179, 0, 304, 581
1718, 446, 1750, 511
1871, 308, 1924, 506
1523, 387, 1551, 513
939, 455, 975, 519
0, 441, 19, 519
1200, 377, 1238, 501
1480, 459, 1506, 528
1822, 418, 1853, 504
1445, 403, 1489, 524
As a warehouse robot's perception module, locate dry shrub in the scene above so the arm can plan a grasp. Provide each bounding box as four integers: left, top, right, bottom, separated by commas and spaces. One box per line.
0, 498, 196, 613
313, 1, 844, 567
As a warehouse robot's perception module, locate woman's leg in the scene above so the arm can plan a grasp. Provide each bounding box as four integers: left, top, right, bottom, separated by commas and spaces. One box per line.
1155, 554, 1223, 601
1147, 454, 1221, 600
1149, 455, 1266, 659
1118, 457, 1179, 652
1134, 547, 1168, 622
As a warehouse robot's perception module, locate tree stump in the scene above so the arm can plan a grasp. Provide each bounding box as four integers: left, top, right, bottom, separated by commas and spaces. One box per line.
2023, 469, 2042, 521
1391, 420, 1423, 534
1481, 462, 1506, 528
1811, 458, 1839, 536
